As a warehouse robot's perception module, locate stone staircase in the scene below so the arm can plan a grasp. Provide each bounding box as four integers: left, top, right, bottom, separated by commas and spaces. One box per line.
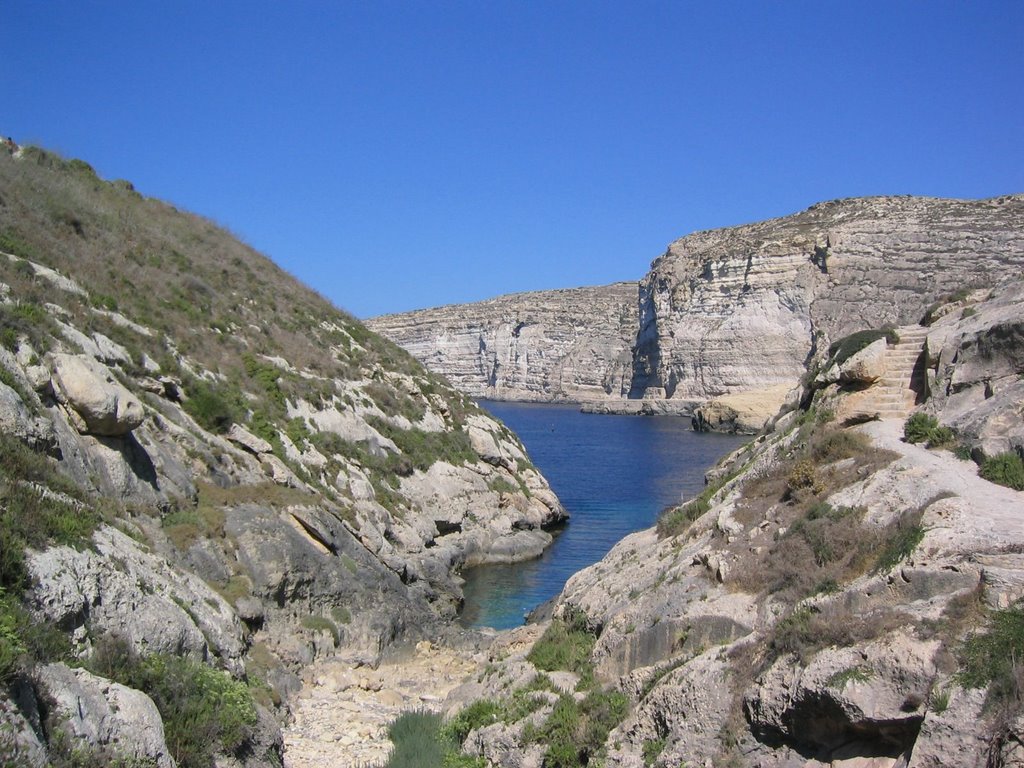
855, 325, 928, 420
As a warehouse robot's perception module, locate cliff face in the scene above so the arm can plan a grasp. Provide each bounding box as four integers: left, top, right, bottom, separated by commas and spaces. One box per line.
373, 196, 1024, 431
0, 143, 566, 766
632, 195, 1024, 404
367, 282, 638, 404
444, 282, 1024, 768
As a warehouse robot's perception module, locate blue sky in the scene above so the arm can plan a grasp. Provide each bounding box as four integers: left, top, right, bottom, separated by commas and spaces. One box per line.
3, 2, 1022, 318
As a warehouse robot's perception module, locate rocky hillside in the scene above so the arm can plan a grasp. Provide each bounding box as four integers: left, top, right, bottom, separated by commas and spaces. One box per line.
0, 142, 566, 766
367, 283, 638, 404
437, 280, 1024, 767
372, 195, 1024, 432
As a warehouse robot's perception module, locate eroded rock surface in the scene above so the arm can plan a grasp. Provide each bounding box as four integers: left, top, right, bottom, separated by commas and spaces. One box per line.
373, 196, 1024, 433
368, 282, 639, 404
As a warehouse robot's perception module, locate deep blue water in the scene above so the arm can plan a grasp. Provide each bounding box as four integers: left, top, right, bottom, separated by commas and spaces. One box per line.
458, 402, 749, 629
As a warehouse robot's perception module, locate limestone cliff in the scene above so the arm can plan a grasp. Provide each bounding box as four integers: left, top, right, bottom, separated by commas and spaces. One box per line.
373, 196, 1024, 432
0, 142, 566, 766
368, 282, 638, 404
442, 283, 1024, 767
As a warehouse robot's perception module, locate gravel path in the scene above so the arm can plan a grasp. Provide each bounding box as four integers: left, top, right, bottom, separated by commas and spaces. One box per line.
281, 641, 482, 768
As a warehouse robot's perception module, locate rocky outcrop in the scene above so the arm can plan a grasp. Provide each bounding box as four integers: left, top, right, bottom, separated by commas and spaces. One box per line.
445, 279, 1024, 767
373, 196, 1024, 433
49, 353, 144, 436
631, 195, 1024, 412
36, 663, 175, 768
0, 142, 566, 767
923, 280, 1024, 457
367, 282, 639, 404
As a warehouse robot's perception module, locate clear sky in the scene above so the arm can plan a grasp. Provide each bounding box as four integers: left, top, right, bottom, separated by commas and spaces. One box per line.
3, 2, 1022, 318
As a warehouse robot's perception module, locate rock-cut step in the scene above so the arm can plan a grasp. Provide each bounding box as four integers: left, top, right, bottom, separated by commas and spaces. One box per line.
845, 325, 929, 421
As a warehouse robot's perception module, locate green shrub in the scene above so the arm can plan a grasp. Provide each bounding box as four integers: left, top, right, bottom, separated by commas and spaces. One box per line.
642, 737, 666, 767
904, 412, 939, 444
926, 426, 956, 449
874, 518, 925, 573
0, 434, 97, 592
88, 636, 258, 768
0, 591, 25, 683
527, 689, 629, 768
182, 378, 241, 434
980, 452, 1024, 491
365, 380, 426, 423
656, 472, 731, 538
442, 699, 502, 744
370, 418, 477, 472
527, 610, 596, 676
0, 301, 56, 353
383, 710, 453, 768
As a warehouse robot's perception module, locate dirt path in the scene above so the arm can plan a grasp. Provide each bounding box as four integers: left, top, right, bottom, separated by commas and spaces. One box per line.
281, 640, 484, 768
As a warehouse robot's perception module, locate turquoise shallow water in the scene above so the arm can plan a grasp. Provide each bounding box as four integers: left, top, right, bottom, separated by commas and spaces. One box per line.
458, 402, 749, 629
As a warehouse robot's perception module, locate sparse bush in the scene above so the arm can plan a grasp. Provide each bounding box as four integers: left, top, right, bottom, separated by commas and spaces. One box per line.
301, 615, 340, 646
957, 602, 1024, 708
785, 459, 823, 495
811, 429, 870, 462
980, 452, 1024, 491
527, 609, 596, 676
825, 665, 872, 688
930, 687, 951, 714
904, 412, 939, 444
88, 635, 258, 768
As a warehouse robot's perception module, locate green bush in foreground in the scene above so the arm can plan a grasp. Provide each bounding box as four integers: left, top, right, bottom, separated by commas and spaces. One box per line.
384, 710, 485, 768
88, 637, 258, 768
980, 452, 1024, 491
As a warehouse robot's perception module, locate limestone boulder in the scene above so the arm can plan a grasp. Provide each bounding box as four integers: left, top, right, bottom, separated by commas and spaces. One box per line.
745, 631, 937, 760
227, 422, 273, 454
49, 353, 144, 436
36, 663, 174, 768
29, 526, 245, 670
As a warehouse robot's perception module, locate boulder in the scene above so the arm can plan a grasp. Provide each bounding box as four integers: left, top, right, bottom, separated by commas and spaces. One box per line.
838, 337, 889, 384
29, 526, 245, 670
227, 422, 273, 455
49, 353, 144, 436
36, 663, 174, 768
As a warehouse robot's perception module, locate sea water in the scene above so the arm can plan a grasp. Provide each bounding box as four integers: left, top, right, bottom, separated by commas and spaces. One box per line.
458, 401, 749, 629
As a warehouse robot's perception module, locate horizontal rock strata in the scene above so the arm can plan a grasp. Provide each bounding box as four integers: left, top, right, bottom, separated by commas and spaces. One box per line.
373, 196, 1024, 432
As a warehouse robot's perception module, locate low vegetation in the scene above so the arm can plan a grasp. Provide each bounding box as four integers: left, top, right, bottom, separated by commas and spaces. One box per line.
957, 602, 1024, 709
526, 608, 596, 678
904, 412, 955, 448
87, 635, 260, 768
980, 452, 1024, 491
